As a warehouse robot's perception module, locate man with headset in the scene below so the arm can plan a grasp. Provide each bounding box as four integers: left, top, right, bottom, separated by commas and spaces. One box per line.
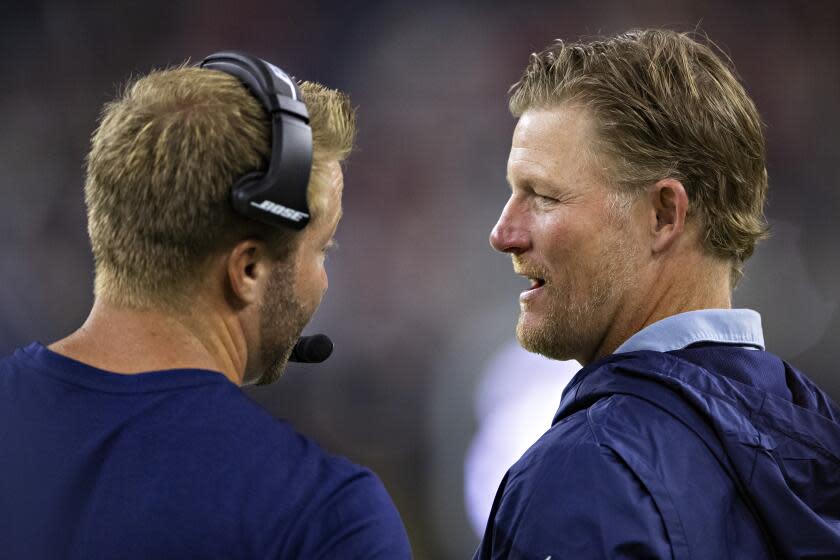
0, 53, 412, 558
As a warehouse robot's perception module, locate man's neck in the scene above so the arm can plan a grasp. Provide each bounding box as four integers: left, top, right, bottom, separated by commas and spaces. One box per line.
586, 255, 732, 365
48, 299, 248, 385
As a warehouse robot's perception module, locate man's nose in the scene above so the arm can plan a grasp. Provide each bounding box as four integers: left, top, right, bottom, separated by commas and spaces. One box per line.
489, 198, 530, 254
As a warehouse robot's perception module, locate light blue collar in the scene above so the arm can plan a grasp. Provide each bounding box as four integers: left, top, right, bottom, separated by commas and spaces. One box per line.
614, 308, 765, 354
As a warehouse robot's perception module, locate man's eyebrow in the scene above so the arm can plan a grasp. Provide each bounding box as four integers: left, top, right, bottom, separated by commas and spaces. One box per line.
507, 170, 557, 193
506, 171, 526, 191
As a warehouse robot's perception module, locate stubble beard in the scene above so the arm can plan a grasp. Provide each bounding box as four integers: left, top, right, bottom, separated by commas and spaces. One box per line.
515, 232, 635, 363
250, 263, 311, 386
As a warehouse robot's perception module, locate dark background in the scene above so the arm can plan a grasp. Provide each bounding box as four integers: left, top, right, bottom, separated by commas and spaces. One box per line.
2, 1, 838, 557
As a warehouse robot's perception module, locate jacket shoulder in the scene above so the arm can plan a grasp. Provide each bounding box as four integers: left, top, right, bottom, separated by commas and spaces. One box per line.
480, 399, 676, 559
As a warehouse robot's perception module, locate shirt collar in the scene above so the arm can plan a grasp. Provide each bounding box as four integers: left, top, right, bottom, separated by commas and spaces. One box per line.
614, 308, 765, 354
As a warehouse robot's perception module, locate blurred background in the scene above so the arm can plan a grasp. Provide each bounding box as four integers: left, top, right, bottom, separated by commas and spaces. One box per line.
1, 1, 838, 557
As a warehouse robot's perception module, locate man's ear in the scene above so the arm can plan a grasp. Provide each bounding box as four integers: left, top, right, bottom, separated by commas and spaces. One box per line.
648, 178, 689, 254
225, 239, 270, 307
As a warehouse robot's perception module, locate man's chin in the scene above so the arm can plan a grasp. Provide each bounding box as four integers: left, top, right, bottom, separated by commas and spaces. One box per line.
516, 315, 578, 362
252, 359, 289, 386
245, 344, 295, 386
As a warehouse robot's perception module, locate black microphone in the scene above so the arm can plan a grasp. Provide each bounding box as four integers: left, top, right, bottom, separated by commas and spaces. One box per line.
289, 334, 333, 363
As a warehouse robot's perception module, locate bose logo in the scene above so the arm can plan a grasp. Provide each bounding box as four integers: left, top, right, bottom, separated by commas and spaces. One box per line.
251, 200, 309, 222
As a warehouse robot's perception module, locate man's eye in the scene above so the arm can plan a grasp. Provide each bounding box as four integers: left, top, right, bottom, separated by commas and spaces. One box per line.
535, 193, 557, 204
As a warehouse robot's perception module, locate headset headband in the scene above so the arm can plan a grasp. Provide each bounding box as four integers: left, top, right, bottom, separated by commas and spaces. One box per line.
199, 51, 313, 230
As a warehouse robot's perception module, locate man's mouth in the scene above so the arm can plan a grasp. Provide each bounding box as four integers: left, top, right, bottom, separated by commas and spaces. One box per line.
520, 275, 546, 304
527, 277, 546, 291
513, 260, 548, 299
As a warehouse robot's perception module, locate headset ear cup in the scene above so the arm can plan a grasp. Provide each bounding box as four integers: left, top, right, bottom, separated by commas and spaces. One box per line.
230, 172, 265, 215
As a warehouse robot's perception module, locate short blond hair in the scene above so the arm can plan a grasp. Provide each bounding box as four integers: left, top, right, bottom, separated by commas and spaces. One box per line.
85, 65, 355, 309
510, 29, 768, 283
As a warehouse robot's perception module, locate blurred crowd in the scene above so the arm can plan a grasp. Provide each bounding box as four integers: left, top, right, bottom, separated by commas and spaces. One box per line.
1, 1, 838, 557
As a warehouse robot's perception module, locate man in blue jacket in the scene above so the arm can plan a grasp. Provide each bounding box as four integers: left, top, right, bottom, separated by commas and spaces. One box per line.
478, 29, 840, 559
0, 55, 411, 558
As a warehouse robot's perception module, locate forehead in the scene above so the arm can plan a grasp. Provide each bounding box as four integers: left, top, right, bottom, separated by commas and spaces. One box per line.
508, 104, 600, 185
325, 160, 344, 196
312, 159, 343, 205
321, 160, 343, 226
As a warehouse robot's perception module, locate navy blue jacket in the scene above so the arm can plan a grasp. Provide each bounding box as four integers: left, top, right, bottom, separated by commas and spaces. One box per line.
0, 343, 412, 559
475, 345, 840, 559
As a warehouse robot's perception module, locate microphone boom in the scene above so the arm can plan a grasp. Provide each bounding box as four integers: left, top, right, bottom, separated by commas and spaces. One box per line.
290, 334, 333, 363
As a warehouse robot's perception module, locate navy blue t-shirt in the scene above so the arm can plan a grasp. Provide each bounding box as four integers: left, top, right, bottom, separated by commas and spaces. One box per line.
0, 343, 412, 559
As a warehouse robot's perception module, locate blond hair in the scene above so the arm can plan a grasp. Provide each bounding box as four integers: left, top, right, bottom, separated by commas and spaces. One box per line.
510, 29, 768, 283
85, 65, 355, 309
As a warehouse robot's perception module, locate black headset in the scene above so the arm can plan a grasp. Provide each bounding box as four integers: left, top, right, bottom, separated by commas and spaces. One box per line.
199, 51, 313, 230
